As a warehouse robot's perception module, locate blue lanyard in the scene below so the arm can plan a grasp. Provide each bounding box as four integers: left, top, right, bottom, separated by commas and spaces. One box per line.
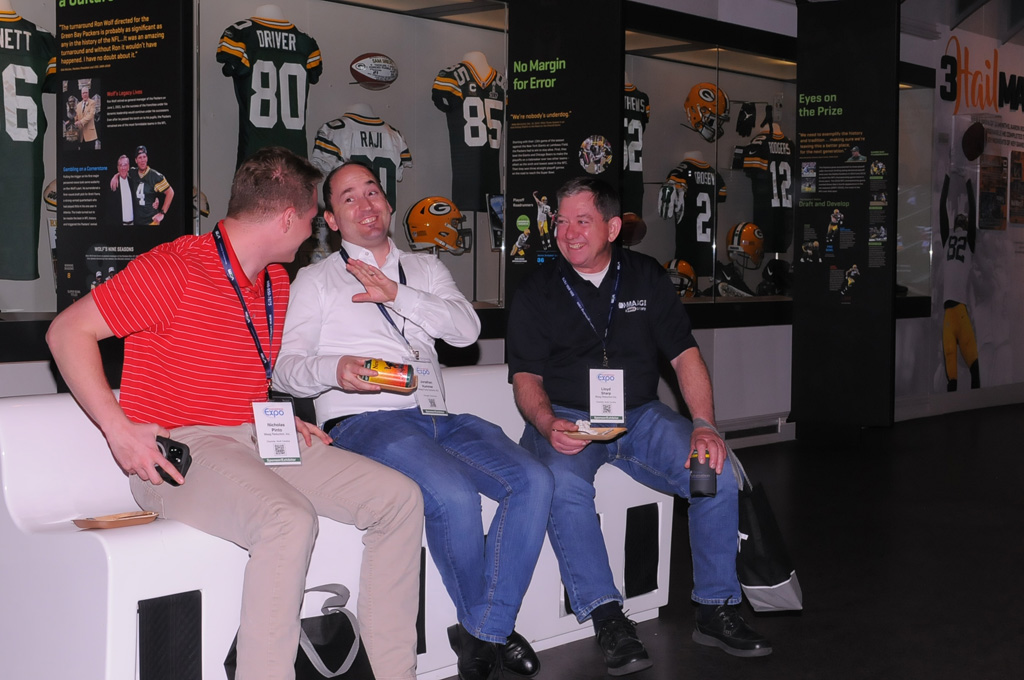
560, 258, 621, 368
338, 245, 416, 357
213, 225, 274, 394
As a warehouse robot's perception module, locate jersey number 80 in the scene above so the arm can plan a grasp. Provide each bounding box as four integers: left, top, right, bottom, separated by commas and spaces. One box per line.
250, 59, 307, 131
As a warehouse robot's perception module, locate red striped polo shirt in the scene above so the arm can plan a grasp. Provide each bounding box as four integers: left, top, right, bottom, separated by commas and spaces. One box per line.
92, 226, 290, 428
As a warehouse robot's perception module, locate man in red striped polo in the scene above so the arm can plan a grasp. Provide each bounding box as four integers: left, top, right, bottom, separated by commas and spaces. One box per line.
46, 147, 424, 680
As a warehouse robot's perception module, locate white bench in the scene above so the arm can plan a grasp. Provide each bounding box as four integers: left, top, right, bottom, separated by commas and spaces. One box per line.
0, 364, 673, 680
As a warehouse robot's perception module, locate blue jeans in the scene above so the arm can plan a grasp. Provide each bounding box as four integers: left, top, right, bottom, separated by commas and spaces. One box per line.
519, 401, 741, 623
331, 408, 553, 643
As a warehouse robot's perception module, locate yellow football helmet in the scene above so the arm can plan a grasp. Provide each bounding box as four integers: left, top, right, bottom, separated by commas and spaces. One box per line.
404, 196, 471, 255
665, 258, 696, 297
727, 222, 765, 269
684, 82, 730, 143
43, 179, 57, 213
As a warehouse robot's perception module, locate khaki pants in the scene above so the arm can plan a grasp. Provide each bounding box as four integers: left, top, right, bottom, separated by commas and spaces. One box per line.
130, 424, 423, 680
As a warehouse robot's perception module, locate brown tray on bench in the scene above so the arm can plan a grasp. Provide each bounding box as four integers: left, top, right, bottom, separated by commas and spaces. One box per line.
73, 511, 158, 529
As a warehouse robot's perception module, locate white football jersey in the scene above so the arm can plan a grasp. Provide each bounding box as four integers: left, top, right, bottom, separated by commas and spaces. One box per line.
942, 174, 975, 306
312, 112, 413, 207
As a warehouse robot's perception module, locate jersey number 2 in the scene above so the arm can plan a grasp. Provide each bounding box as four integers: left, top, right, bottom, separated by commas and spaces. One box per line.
695, 192, 712, 242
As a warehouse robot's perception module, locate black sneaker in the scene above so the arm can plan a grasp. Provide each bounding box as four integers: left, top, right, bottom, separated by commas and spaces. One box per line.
596, 617, 653, 676
692, 604, 773, 657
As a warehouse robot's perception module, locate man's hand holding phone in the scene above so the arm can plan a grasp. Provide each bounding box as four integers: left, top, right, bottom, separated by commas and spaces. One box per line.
155, 436, 191, 486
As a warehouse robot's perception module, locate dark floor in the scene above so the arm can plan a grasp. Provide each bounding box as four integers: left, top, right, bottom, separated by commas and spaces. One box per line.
454, 403, 1024, 680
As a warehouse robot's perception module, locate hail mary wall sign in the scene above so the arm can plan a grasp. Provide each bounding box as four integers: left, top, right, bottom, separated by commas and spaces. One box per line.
791, 0, 899, 428
909, 29, 1024, 397
504, 0, 623, 303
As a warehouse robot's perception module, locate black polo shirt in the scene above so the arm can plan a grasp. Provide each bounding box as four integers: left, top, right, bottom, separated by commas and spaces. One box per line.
507, 247, 697, 411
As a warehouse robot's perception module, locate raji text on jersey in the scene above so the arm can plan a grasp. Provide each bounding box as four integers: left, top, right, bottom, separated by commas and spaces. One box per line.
359, 130, 382, 149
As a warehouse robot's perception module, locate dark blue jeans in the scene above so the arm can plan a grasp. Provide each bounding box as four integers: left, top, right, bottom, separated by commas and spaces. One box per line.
331, 408, 553, 642
519, 400, 741, 622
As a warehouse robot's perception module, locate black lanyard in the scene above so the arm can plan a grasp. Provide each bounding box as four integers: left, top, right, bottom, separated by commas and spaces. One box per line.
560, 258, 621, 368
213, 224, 274, 396
339, 245, 416, 357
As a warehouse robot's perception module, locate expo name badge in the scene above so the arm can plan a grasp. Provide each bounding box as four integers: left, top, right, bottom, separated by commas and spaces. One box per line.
252, 401, 301, 465
412, 358, 448, 416
589, 369, 624, 425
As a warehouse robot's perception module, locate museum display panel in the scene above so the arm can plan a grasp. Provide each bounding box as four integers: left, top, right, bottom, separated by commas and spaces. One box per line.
0, 0, 937, 362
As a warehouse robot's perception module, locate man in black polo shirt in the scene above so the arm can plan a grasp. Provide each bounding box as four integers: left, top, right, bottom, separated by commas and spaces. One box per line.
508, 176, 771, 676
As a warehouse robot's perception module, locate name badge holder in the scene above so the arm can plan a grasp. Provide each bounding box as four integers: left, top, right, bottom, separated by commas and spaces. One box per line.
252, 401, 302, 465
589, 368, 625, 425
411, 357, 448, 416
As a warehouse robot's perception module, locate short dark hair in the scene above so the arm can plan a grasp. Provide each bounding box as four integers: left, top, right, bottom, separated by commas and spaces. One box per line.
322, 159, 380, 214
227, 147, 322, 221
556, 176, 620, 221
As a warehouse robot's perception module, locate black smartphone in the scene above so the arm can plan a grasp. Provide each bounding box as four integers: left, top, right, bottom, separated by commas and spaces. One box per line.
155, 436, 192, 486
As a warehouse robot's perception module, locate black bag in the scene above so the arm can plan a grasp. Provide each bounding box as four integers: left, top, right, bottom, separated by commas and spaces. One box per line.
730, 450, 804, 612
225, 583, 376, 679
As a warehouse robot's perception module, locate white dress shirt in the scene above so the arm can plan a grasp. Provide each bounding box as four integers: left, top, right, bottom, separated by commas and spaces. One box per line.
273, 238, 481, 422
119, 176, 134, 223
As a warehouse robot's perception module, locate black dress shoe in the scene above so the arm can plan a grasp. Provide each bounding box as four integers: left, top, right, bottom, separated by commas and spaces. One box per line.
692, 603, 773, 657
595, 617, 653, 676
502, 630, 540, 677
447, 623, 499, 680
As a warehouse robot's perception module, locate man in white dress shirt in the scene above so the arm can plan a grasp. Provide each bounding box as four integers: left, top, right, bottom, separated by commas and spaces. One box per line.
273, 162, 553, 680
